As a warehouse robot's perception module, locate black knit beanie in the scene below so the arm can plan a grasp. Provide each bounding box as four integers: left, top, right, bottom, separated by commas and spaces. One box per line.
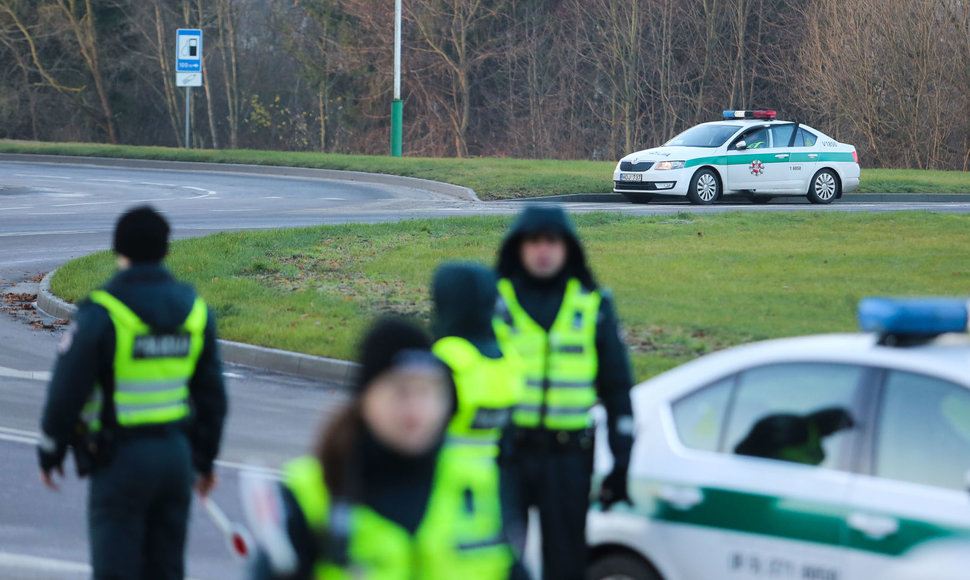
113, 205, 170, 263
355, 317, 436, 394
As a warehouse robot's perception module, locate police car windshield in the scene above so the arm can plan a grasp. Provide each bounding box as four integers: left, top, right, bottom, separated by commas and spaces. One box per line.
666, 124, 742, 148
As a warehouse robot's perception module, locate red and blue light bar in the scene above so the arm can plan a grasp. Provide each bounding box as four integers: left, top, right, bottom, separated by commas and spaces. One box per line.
722, 110, 777, 120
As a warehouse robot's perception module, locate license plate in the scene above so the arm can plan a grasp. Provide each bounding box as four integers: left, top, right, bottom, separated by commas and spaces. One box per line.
620, 173, 642, 182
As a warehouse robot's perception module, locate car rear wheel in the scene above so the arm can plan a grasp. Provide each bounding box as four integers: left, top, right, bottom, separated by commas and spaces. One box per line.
807, 169, 839, 204
587, 553, 662, 580
687, 168, 720, 205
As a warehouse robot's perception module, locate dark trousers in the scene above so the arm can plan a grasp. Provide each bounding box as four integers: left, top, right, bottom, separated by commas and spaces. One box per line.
510, 439, 594, 580
88, 432, 194, 580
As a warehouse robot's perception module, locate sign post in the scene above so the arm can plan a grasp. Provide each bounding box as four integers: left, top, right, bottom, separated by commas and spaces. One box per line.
391, 0, 402, 157
176, 29, 203, 149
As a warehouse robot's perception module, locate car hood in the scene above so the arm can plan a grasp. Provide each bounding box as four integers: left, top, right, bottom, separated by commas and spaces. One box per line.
621, 146, 714, 163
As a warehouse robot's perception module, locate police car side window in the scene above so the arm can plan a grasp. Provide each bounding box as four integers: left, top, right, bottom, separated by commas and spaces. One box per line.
672, 377, 734, 452
769, 125, 795, 148
794, 128, 817, 148
875, 372, 970, 491
723, 363, 863, 470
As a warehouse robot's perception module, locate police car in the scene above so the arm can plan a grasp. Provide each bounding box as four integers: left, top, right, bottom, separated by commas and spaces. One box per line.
612, 111, 860, 205
588, 298, 970, 580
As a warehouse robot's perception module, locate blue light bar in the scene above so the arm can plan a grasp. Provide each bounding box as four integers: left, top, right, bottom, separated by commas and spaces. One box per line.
858, 297, 969, 335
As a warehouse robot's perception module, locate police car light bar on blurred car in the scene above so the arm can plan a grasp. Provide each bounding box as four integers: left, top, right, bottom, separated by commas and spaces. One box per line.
858, 297, 970, 340
722, 110, 777, 120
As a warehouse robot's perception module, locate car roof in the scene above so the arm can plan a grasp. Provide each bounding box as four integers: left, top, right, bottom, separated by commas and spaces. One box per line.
634, 332, 970, 403
699, 119, 809, 128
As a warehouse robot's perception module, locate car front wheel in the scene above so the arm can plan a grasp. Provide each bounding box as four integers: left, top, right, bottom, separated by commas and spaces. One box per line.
587, 553, 662, 580
807, 169, 839, 204
687, 168, 720, 205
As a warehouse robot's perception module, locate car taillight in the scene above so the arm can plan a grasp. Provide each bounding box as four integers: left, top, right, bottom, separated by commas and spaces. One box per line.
852, 151, 859, 164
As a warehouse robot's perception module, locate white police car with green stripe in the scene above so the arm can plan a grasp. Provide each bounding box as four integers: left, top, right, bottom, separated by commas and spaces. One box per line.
613, 111, 860, 205
588, 298, 970, 580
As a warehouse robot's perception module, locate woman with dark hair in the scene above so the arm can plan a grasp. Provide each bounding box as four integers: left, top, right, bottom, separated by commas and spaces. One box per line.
247, 317, 524, 580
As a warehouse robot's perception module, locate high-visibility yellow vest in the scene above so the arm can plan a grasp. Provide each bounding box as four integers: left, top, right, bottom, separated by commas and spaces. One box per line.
494, 278, 600, 431
81, 290, 207, 431
433, 336, 523, 458
283, 449, 515, 580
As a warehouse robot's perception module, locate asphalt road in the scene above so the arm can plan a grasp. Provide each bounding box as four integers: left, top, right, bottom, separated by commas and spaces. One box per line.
2, 158, 970, 579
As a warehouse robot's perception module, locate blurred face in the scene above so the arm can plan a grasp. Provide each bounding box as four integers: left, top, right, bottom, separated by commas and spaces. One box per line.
361, 366, 452, 455
520, 234, 567, 279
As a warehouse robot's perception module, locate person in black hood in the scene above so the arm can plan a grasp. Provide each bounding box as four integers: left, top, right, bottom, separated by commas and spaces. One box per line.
494, 205, 635, 580
38, 205, 227, 580
248, 317, 528, 580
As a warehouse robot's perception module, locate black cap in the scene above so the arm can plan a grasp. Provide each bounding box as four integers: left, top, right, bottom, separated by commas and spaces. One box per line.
355, 317, 436, 393
113, 205, 170, 263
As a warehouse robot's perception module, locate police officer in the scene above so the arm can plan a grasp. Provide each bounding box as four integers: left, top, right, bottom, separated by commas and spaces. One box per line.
37, 205, 228, 580
494, 205, 634, 580
430, 262, 524, 460
248, 318, 527, 579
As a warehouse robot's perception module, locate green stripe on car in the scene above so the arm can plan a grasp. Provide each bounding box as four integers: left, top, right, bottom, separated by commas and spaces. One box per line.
627, 484, 969, 556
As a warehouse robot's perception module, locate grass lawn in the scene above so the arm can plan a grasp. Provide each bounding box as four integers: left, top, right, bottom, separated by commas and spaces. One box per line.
3, 139, 970, 199
51, 211, 970, 381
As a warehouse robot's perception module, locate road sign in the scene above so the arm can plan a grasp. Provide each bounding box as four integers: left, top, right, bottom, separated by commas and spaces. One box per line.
176, 72, 202, 87
176, 29, 202, 73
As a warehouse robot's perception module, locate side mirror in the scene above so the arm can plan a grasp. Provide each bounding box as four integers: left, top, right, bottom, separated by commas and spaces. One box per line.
735, 140, 747, 151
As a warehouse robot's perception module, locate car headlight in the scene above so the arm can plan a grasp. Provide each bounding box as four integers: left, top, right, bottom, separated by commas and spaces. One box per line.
654, 161, 685, 170
614, 161, 622, 172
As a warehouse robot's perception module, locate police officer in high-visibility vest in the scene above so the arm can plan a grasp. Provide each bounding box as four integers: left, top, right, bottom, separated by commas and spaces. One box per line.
430, 263, 524, 460
494, 205, 634, 580
248, 318, 528, 580
37, 206, 228, 580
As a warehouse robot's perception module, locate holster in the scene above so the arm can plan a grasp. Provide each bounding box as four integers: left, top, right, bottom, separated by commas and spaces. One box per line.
69, 423, 114, 477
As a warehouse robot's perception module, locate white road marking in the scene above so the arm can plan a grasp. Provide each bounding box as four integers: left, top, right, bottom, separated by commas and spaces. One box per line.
12, 173, 70, 179
0, 366, 51, 381
0, 426, 282, 475
138, 182, 176, 187
52, 201, 120, 208
317, 197, 346, 201
263, 196, 282, 199
183, 186, 217, 200
223, 372, 245, 379
85, 178, 131, 184
0, 552, 205, 579
0, 206, 33, 211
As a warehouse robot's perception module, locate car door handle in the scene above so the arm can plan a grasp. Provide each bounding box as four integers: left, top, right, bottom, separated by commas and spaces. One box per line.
657, 486, 704, 510
807, 153, 819, 159
847, 512, 899, 540
774, 154, 789, 159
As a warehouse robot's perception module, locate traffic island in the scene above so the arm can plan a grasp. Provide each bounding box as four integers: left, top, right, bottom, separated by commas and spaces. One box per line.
42, 212, 970, 381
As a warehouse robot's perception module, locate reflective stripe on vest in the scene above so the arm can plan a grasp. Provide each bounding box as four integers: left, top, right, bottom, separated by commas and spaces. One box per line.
495, 277, 600, 430
283, 449, 514, 580
433, 336, 523, 459
86, 290, 207, 429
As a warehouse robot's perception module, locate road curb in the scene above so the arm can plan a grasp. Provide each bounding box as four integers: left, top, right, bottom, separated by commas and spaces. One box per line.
37, 271, 359, 384
0, 152, 480, 202
520, 192, 970, 203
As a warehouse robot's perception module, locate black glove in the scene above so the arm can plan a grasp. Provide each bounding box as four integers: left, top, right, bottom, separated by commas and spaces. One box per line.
598, 466, 631, 510
38, 440, 66, 474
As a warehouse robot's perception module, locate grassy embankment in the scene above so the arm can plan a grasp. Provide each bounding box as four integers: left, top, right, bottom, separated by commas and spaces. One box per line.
3, 139, 970, 199
51, 212, 970, 381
